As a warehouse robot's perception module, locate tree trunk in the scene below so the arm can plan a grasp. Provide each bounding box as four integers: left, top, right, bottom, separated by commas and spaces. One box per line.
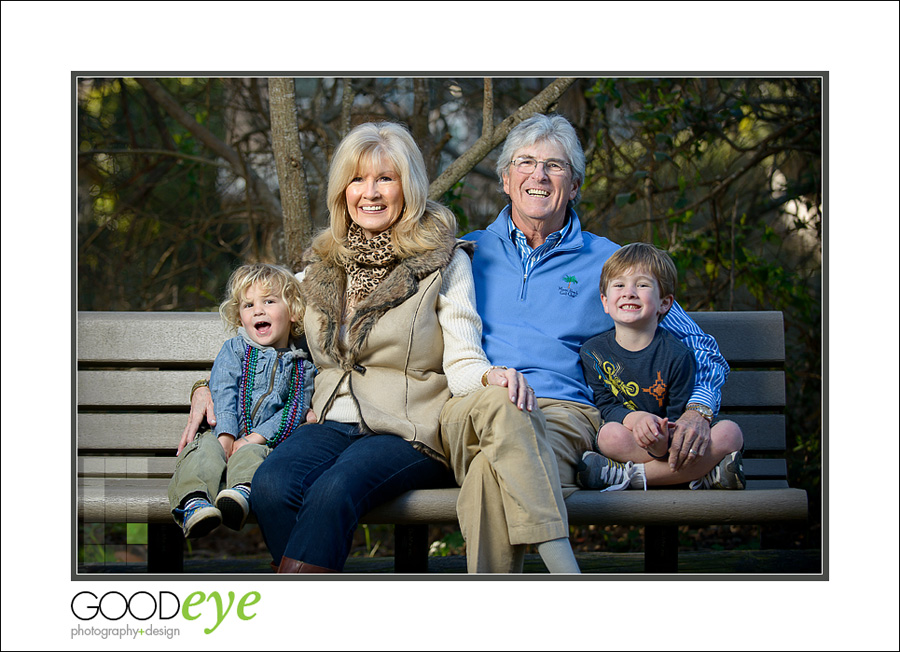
268, 77, 314, 269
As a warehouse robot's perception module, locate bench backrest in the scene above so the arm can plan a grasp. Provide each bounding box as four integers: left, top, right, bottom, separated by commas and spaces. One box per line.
76, 311, 788, 487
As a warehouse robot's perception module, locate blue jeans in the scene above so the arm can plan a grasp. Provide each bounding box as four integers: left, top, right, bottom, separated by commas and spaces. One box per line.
252, 421, 452, 571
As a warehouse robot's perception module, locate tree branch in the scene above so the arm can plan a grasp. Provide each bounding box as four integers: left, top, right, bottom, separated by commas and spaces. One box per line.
78, 148, 230, 168
482, 78, 494, 139
135, 78, 281, 217
427, 77, 577, 201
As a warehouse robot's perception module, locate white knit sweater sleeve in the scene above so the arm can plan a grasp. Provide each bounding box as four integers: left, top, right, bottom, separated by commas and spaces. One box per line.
438, 248, 492, 397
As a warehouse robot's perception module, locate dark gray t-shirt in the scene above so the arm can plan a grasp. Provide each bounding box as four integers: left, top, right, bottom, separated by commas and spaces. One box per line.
579, 327, 695, 424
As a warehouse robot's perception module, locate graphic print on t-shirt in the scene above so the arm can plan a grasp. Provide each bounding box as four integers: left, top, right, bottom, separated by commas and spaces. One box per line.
642, 370, 668, 408
588, 351, 668, 412
587, 351, 640, 411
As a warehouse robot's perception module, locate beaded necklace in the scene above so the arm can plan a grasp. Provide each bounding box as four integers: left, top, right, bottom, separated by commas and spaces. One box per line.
238, 344, 307, 448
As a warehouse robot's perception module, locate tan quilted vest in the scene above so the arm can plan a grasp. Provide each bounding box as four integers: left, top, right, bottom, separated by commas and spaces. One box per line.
300, 236, 472, 464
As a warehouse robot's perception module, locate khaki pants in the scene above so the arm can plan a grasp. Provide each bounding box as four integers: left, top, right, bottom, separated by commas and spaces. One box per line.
440, 386, 600, 573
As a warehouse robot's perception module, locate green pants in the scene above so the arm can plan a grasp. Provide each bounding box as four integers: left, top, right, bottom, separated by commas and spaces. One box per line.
167, 430, 269, 512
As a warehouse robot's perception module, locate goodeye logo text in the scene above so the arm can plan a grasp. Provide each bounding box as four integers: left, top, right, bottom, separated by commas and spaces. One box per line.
71, 590, 260, 637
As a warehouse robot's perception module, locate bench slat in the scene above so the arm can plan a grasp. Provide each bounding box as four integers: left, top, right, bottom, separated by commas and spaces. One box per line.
561, 486, 807, 525
79, 457, 174, 478
78, 369, 786, 410
689, 311, 784, 364
77, 311, 785, 366
78, 312, 225, 365
720, 371, 785, 408
76, 456, 789, 482
79, 480, 807, 526
744, 458, 787, 478
723, 414, 785, 450
78, 414, 186, 451
77, 413, 786, 453
79, 370, 206, 407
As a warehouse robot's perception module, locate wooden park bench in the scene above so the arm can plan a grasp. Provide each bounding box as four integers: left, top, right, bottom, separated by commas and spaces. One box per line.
77, 310, 808, 574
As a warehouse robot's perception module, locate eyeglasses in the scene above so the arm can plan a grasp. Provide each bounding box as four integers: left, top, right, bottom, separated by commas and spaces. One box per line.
510, 156, 571, 176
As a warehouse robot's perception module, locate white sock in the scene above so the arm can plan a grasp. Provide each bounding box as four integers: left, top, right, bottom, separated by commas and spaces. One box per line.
537, 538, 581, 574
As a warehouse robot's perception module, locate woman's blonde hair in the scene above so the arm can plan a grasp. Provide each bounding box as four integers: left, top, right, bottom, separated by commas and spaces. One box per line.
219, 263, 305, 337
312, 122, 456, 261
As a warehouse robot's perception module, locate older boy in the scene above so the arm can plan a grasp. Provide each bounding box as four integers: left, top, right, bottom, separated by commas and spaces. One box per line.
578, 243, 745, 491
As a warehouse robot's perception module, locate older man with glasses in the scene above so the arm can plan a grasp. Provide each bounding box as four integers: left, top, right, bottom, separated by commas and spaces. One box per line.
440, 113, 729, 573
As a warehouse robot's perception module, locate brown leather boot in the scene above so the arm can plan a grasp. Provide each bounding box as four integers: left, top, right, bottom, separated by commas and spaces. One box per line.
276, 556, 337, 573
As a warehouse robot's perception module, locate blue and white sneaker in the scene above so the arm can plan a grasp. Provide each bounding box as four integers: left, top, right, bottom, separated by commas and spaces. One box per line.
215, 484, 251, 530
577, 451, 647, 491
175, 496, 222, 538
689, 450, 746, 490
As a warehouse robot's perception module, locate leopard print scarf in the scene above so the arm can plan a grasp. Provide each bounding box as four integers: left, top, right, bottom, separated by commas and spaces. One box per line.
342, 222, 399, 308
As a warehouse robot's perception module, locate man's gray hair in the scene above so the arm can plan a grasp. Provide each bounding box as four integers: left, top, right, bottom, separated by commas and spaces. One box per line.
496, 114, 586, 207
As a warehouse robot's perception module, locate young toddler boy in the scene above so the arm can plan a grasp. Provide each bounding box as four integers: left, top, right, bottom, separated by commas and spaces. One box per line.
577, 243, 744, 492
168, 263, 315, 538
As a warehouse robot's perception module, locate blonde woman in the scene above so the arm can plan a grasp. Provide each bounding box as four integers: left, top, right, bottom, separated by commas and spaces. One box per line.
248, 122, 534, 573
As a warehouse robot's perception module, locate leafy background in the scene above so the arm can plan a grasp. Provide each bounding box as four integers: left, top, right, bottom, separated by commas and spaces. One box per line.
77, 76, 821, 561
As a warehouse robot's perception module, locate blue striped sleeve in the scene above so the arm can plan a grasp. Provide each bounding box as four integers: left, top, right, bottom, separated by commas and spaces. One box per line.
659, 302, 729, 415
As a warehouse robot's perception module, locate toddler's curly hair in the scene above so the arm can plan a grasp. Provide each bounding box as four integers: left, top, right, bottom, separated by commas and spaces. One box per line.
219, 263, 304, 338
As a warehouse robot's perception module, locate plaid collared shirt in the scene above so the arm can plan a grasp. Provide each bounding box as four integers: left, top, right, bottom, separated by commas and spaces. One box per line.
507, 214, 571, 277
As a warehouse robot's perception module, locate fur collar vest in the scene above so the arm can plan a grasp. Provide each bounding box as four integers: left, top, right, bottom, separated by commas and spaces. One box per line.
300, 234, 474, 371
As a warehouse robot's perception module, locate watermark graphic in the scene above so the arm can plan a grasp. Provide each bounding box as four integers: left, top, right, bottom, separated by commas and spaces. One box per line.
70, 590, 260, 637
71, 624, 180, 640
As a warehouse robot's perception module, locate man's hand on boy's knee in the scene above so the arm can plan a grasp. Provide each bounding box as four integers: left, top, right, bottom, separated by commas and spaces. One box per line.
668, 410, 711, 471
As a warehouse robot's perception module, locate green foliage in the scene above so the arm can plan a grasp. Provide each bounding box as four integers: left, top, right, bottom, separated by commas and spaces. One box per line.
76, 77, 822, 550
429, 529, 466, 557
78, 78, 255, 311
79, 522, 140, 563
441, 179, 471, 236
353, 524, 392, 558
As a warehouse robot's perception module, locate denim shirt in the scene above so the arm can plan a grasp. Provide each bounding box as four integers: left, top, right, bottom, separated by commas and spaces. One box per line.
211, 328, 315, 445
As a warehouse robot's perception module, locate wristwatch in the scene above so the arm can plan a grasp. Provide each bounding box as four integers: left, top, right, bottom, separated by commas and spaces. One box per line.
685, 402, 713, 424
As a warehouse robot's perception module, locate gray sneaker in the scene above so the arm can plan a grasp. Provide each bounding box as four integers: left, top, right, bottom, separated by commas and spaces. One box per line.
215, 484, 251, 530
577, 451, 646, 491
689, 450, 746, 490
